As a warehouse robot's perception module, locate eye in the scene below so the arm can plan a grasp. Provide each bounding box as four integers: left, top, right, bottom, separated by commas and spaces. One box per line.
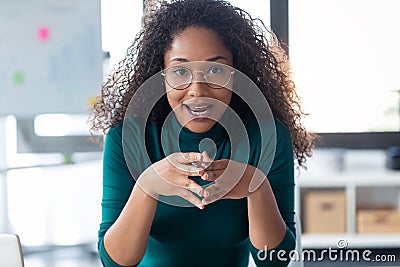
172, 67, 190, 76
207, 66, 224, 75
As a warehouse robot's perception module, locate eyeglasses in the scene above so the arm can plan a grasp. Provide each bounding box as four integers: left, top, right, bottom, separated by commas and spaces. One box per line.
161, 63, 235, 90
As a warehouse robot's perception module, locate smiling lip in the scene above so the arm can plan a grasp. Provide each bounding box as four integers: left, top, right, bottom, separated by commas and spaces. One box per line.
183, 103, 213, 119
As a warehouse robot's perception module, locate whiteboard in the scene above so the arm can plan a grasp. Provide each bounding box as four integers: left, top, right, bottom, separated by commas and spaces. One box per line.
0, 0, 103, 117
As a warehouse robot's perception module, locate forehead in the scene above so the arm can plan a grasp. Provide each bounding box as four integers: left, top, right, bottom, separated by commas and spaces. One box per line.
165, 27, 232, 63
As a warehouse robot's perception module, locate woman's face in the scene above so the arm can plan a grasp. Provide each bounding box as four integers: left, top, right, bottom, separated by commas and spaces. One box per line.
164, 27, 233, 133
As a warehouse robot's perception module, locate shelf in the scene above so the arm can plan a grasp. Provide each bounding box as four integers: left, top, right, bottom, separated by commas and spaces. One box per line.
302, 233, 400, 249
297, 149, 400, 249
298, 169, 400, 187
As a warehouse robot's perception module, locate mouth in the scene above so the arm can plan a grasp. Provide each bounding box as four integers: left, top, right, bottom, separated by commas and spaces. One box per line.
182, 103, 213, 119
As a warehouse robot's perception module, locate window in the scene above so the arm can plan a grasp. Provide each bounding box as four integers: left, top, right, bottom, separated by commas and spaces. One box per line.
289, 0, 400, 133
101, 0, 143, 70
229, 0, 270, 29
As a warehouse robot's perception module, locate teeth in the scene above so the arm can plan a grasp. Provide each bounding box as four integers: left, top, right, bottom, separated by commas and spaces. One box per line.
185, 104, 210, 116
190, 109, 208, 115
188, 105, 210, 111
190, 106, 208, 109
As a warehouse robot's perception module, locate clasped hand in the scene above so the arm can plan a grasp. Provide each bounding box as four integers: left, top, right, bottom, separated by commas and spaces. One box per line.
137, 152, 266, 209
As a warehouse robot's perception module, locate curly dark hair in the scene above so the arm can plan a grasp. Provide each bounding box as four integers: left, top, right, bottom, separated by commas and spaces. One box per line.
89, 0, 317, 167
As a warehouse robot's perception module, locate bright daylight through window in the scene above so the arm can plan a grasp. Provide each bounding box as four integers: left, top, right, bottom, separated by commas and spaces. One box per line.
289, 0, 400, 133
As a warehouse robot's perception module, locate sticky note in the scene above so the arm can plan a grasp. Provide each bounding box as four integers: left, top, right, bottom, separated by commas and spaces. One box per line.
37, 26, 50, 41
88, 96, 97, 109
12, 71, 25, 85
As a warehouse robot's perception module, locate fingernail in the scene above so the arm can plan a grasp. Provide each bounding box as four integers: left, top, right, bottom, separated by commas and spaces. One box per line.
202, 199, 208, 205
198, 188, 204, 196
202, 172, 208, 180
191, 168, 200, 175
196, 154, 202, 160
197, 204, 204, 210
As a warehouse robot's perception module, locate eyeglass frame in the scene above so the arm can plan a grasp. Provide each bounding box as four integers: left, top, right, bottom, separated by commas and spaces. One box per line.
161, 63, 235, 90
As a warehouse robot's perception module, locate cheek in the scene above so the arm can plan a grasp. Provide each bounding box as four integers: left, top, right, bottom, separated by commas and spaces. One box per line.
210, 90, 232, 113
166, 90, 184, 109
217, 90, 232, 105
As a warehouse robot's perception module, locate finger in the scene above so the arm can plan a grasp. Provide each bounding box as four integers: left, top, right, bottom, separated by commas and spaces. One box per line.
176, 152, 203, 164
201, 169, 224, 181
201, 185, 227, 205
176, 164, 204, 176
203, 183, 225, 197
200, 151, 213, 168
204, 160, 228, 171
175, 188, 205, 210
202, 151, 213, 161
174, 177, 205, 197
168, 153, 204, 175
168, 160, 204, 176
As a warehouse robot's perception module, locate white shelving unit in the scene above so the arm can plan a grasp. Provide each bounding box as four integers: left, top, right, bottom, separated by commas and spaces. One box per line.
297, 149, 400, 249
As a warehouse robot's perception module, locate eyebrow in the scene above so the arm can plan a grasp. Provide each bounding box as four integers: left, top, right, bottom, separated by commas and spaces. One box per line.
168, 55, 229, 63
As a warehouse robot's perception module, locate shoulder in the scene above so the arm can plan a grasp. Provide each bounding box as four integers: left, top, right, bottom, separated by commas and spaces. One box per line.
104, 118, 145, 158
104, 118, 152, 177
244, 116, 294, 180
245, 116, 292, 147
106, 120, 123, 140
104, 120, 124, 151
274, 119, 293, 150
268, 119, 294, 178
106, 116, 151, 142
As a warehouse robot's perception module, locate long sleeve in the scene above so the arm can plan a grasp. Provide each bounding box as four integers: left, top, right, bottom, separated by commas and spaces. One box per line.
97, 122, 138, 267
249, 120, 297, 266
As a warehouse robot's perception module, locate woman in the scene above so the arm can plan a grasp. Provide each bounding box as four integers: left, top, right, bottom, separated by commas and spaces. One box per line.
90, 0, 315, 266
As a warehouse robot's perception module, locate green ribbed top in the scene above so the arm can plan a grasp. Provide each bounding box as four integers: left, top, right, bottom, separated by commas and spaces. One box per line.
98, 113, 296, 267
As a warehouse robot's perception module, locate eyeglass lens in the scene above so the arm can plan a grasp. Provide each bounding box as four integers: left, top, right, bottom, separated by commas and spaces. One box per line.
164, 65, 233, 90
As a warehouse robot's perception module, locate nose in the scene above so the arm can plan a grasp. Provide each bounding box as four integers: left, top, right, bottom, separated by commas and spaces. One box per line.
191, 70, 206, 83
188, 71, 208, 97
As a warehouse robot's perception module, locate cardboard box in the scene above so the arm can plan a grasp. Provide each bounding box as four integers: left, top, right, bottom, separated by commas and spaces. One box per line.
357, 209, 400, 233
303, 190, 346, 233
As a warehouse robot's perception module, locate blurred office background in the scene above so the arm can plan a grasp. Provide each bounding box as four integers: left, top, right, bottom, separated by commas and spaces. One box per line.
1, 0, 399, 266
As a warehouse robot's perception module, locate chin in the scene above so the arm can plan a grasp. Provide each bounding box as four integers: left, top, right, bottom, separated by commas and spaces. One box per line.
185, 119, 216, 133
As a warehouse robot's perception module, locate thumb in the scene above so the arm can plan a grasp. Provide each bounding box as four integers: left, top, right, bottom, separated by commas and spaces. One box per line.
201, 151, 214, 167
